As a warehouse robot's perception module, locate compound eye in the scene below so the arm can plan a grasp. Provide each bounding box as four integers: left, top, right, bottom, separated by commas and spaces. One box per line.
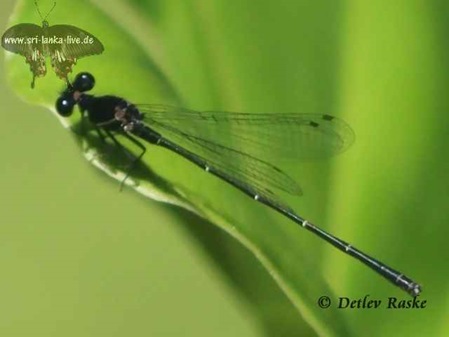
56, 94, 75, 117
72, 72, 95, 92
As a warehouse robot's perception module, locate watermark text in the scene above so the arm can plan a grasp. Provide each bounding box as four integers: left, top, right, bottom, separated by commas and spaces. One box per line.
317, 295, 427, 310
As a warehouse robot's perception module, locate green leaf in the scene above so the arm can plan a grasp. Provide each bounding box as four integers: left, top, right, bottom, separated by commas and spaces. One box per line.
8, 1, 448, 337
4, 0, 349, 336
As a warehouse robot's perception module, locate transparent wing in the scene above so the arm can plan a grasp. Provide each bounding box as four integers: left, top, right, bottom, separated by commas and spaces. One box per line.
139, 104, 355, 158
136, 104, 355, 203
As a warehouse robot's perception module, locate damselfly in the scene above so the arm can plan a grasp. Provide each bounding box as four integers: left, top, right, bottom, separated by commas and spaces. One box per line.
55, 72, 421, 296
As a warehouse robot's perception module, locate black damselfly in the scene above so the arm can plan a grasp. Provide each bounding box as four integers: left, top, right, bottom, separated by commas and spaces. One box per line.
55, 72, 421, 297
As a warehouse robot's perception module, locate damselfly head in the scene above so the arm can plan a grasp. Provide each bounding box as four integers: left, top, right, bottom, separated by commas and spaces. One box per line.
72, 72, 95, 92
55, 72, 94, 116
55, 92, 75, 117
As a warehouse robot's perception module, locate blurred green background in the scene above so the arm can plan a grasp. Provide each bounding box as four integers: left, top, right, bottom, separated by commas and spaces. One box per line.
1, 0, 448, 336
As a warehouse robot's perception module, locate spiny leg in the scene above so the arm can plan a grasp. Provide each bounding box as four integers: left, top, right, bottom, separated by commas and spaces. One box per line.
94, 125, 107, 143
102, 129, 139, 163
100, 129, 145, 190
103, 129, 124, 148
97, 128, 147, 191
92, 128, 147, 190
119, 132, 147, 190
